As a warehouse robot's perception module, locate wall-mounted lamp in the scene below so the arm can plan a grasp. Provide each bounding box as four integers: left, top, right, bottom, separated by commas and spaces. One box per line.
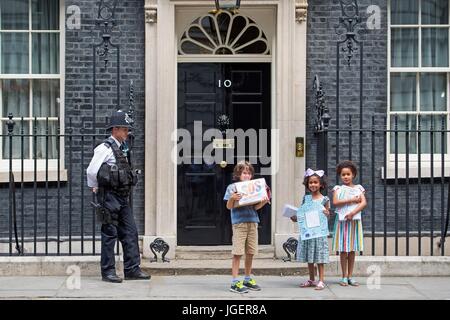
212, 0, 241, 13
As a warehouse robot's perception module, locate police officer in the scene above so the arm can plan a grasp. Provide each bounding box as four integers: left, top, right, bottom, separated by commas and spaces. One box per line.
87, 110, 150, 283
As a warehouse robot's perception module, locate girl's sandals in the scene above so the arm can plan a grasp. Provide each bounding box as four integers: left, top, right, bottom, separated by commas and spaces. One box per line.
299, 279, 317, 288
314, 281, 326, 290
348, 278, 360, 287
339, 277, 348, 286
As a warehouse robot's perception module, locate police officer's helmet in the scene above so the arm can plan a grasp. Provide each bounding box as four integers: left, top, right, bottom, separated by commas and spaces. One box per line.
106, 110, 134, 130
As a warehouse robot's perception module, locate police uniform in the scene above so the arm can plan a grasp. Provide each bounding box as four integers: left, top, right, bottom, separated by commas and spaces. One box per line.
86, 110, 150, 283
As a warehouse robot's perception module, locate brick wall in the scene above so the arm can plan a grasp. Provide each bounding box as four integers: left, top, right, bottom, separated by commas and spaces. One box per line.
0, 0, 146, 247
64, 0, 146, 234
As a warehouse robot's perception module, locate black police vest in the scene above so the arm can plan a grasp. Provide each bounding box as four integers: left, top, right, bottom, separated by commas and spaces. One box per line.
96, 137, 137, 193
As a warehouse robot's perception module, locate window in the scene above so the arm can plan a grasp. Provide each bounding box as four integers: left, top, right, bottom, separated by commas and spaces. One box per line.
0, 0, 62, 165
178, 10, 270, 56
389, 0, 449, 159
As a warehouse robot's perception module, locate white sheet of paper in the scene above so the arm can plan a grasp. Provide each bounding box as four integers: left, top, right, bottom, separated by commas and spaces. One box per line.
337, 186, 362, 221
283, 204, 298, 218
305, 210, 320, 228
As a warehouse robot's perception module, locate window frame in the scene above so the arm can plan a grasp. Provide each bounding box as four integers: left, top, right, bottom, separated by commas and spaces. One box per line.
176, 9, 273, 63
388, 0, 450, 164
0, 0, 65, 178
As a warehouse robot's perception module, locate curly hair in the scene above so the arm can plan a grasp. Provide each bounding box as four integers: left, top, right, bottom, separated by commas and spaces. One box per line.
233, 161, 255, 181
303, 173, 328, 192
336, 160, 358, 177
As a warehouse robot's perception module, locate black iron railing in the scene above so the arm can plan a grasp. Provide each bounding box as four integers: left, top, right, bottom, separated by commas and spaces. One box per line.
0, 78, 135, 257
329, 115, 449, 256
1, 108, 449, 256
313, 76, 450, 257
0, 114, 122, 256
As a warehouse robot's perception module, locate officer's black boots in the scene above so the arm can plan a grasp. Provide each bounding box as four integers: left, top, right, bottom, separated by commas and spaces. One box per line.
101, 270, 151, 282
124, 269, 151, 280
102, 273, 123, 283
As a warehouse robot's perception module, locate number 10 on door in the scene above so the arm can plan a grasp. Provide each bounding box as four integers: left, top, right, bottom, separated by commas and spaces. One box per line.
218, 79, 232, 88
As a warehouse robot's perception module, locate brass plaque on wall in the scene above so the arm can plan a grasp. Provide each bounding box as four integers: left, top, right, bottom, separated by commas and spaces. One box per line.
296, 137, 304, 157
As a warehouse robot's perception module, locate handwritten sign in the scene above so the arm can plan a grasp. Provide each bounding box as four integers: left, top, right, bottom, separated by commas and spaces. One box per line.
297, 200, 329, 240
233, 178, 268, 207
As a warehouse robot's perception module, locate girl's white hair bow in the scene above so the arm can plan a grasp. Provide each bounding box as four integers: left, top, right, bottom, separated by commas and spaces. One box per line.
304, 168, 325, 177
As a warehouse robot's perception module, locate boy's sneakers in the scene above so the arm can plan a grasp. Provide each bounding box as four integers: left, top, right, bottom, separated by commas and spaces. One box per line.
243, 278, 261, 291
230, 281, 249, 294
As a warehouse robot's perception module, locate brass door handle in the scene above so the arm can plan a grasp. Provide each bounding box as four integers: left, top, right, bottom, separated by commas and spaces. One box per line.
219, 160, 227, 168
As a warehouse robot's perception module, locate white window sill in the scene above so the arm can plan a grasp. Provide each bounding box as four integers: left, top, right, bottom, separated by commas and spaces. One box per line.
381, 162, 450, 180
0, 170, 68, 183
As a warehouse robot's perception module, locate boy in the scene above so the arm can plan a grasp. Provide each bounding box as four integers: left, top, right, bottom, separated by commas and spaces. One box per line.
224, 161, 270, 293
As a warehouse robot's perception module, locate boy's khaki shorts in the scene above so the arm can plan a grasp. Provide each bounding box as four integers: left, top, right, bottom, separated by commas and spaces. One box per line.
232, 222, 258, 256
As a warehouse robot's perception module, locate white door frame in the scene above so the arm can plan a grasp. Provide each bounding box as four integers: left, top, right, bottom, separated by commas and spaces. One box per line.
143, 0, 308, 259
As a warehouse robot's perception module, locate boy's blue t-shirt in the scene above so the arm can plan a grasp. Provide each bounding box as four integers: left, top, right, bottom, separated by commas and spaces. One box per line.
223, 183, 260, 225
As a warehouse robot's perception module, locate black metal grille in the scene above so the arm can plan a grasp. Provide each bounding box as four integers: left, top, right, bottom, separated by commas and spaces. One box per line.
2, 111, 448, 256
0, 115, 116, 256
316, 110, 450, 256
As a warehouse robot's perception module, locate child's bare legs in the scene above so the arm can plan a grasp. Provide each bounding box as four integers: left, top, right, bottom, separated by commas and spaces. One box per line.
244, 254, 253, 278
346, 251, 360, 286
232, 255, 241, 279
317, 264, 325, 282
242, 253, 261, 291
347, 251, 356, 279
307, 263, 315, 281
339, 252, 359, 286
340, 252, 349, 278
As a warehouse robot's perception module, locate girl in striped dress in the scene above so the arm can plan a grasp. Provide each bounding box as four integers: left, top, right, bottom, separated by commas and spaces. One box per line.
332, 160, 367, 287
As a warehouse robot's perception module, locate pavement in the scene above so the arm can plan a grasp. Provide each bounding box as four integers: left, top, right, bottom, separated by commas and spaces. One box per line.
2, 256, 450, 277
0, 275, 449, 300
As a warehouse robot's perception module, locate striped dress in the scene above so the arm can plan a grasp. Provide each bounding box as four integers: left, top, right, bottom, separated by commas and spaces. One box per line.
331, 185, 364, 253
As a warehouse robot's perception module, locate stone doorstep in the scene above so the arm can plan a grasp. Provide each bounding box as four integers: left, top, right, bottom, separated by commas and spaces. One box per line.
141, 258, 308, 276
175, 245, 275, 260
0, 256, 449, 277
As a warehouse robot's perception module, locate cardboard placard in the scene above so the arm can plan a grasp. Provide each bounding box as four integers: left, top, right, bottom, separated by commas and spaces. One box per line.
297, 200, 329, 240
233, 178, 268, 208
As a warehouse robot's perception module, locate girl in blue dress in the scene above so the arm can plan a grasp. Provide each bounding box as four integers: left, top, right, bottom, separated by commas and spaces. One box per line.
291, 168, 330, 290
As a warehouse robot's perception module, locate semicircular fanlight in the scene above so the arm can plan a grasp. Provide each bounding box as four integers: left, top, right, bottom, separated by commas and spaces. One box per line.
179, 11, 270, 55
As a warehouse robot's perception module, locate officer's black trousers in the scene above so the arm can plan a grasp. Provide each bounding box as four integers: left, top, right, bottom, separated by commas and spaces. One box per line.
100, 194, 141, 276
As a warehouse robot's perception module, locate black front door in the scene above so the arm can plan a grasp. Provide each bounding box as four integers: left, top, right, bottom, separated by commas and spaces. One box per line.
177, 63, 271, 245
